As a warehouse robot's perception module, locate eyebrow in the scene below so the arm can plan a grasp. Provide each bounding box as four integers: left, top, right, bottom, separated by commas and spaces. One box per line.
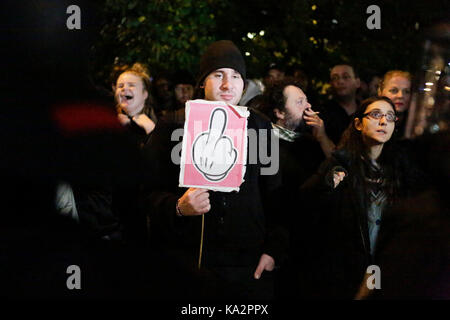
368, 108, 395, 113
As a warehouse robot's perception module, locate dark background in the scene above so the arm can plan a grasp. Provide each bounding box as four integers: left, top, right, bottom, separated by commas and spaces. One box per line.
2, 0, 449, 104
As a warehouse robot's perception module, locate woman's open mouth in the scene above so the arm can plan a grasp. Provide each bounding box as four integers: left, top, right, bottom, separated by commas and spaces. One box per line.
120, 95, 133, 104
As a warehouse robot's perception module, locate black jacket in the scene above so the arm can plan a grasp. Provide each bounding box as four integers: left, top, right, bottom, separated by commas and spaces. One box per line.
141, 110, 287, 270
318, 99, 355, 145
298, 151, 375, 298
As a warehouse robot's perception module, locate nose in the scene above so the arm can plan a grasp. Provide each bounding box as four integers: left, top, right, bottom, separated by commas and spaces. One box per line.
379, 115, 388, 125
220, 76, 231, 91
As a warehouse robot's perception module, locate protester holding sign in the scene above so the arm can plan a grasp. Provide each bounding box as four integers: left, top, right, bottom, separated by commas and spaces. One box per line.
142, 40, 287, 300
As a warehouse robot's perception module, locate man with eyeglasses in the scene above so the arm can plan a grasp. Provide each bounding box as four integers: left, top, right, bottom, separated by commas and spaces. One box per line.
319, 64, 361, 145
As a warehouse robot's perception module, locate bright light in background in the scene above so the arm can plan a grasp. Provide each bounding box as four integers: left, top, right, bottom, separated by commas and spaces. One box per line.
312, 5, 317, 10
247, 32, 255, 39
245, 52, 250, 56
425, 82, 434, 86
436, 70, 442, 74
332, 19, 338, 24
424, 88, 432, 92
259, 30, 265, 36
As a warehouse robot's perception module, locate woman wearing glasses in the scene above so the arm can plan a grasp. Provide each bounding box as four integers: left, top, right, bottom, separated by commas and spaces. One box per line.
297, 96, 413, 299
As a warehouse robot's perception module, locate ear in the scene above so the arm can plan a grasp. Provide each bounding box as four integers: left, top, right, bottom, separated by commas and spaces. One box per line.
274, 108, 285, 120
354, 117, 363, 131
199, 78, 206, 89
355, 77, 361, 89
143, 90, 148, 100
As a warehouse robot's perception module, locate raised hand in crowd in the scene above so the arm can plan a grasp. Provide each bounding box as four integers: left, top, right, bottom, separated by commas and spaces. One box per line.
118, 112, 156, 135
303, 107, 336, 158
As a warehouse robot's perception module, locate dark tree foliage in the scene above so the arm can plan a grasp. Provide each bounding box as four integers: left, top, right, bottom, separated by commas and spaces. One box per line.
93, 0, 448, 92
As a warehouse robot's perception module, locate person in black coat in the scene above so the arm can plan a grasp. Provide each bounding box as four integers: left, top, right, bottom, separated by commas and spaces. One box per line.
299, 96, 417, 299
141, 40, 287, 300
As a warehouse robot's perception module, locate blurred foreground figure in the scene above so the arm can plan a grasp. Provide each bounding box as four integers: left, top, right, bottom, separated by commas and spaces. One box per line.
0, 1, 171, 299
364, 21, 450, 299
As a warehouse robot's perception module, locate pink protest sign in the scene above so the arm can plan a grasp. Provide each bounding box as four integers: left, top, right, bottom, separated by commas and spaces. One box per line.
179, 99, 249, 192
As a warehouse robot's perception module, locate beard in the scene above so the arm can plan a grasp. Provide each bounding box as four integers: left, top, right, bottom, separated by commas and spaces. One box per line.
284, 113, 307, 133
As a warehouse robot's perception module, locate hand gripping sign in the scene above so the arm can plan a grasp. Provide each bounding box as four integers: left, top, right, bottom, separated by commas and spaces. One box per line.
179, 100, 249, 192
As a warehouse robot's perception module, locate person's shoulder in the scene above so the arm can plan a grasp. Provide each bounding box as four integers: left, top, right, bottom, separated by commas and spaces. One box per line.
144, 118, 182, 148
322, 98, 339, 107
314, 99, 338, 119
248, 107, 272, 129
154, 118, 183, 134
330, 148, 352, 169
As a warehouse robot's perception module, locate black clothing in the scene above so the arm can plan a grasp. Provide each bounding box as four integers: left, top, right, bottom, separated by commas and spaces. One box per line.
319, 99, 355, 145
0, 102, 158, 299
393, 110, 408, 139
273, 131, 326, 300
294, 139, 427, 299
370, 132, 450, 298
297, 152, 376, 298
71, 116, 151, 245
197, 40, 247, 87
278, 133, 325, 192
142, 110, 287, 299
372, 187, 450, 299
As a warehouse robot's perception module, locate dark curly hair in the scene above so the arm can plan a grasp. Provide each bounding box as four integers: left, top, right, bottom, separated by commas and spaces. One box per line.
259, 77, 306, 123
337, 96, 404, 204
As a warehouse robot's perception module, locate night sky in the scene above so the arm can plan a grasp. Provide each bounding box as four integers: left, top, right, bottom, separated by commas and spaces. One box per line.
2, 1, 105, 103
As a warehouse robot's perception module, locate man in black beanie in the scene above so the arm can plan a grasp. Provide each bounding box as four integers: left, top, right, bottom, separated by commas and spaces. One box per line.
196, 40, 247, 95
143, 40, 286, 300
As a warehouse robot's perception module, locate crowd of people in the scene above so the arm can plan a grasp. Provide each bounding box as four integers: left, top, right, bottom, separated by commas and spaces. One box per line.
2, 38, 449, 301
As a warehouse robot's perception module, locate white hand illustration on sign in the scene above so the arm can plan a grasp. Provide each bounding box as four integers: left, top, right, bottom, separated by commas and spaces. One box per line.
192, 107, 238, 182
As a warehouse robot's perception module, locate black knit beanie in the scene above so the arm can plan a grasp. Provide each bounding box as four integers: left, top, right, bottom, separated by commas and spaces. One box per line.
197, 40, 246, 87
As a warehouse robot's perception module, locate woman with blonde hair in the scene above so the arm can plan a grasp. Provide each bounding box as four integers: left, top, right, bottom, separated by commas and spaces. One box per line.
378, 70, 412, 137
114, 63, 157, 142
